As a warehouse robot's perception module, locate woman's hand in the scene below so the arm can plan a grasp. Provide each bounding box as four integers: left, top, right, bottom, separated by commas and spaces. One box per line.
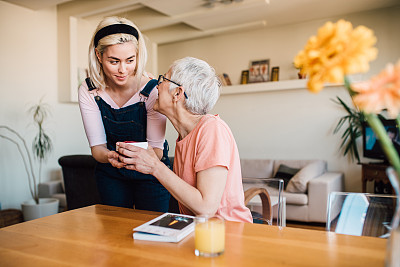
108, 150, 125, 168
116, 142, 161, 175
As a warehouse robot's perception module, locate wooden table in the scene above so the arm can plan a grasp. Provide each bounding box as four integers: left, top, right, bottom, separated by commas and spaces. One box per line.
0, 205, 387, 266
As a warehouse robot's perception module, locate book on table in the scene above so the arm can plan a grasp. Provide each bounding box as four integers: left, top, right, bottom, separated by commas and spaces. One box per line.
133, 213, 195, 243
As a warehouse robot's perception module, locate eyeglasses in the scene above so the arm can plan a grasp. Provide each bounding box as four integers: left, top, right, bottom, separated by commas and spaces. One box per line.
157, 74, 188, 99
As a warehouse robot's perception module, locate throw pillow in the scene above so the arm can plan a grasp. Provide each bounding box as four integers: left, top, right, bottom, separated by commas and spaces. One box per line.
286, 160, 326, 193
272, 164, 300, 190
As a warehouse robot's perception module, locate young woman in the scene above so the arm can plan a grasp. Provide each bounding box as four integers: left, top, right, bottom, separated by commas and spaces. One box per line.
78, 16, 171, 212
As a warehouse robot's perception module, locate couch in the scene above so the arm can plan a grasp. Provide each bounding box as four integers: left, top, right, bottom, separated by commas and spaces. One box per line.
241, 159, 344, 223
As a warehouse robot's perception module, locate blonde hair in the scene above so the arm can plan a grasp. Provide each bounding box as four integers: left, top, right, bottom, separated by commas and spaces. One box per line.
88, 16, 147, 90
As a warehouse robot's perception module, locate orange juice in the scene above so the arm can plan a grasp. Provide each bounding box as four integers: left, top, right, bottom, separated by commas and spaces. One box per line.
195, 216, 225, 257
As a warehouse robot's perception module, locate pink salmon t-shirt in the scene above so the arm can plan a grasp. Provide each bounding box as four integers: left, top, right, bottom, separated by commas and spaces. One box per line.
174, 114, 252, 223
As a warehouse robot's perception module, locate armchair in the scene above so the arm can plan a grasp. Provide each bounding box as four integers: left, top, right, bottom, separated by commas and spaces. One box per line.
58, 155, 100, 210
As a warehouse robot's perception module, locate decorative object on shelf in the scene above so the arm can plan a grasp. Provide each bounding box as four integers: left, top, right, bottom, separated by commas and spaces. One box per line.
293, 62, 306, 79
332, 96, 365, 163
218, 73, 232, 86
249, 59, 270, 83
0, 99, 58, 220
271, 66, 279, 81
240, 70, 249, 84
294, 19, 400, 266
222, 73, 232, 85
297, 72, 306, 79
218, 74, 227, 86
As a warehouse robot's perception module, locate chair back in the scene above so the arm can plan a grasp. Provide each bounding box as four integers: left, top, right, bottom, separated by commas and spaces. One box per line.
243, 177, 284, 227
327, 192, 397, 238
58, 155, 100, 210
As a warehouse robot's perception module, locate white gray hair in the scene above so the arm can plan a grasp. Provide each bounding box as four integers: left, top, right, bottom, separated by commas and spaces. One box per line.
88, 16, 147, 90
169, 57, 220, 115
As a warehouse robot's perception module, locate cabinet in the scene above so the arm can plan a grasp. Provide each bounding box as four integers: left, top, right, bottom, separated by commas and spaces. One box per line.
361, 163, 393, 194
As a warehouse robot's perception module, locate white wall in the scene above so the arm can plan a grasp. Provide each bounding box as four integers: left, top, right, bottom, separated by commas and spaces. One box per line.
0, 2, 399, 210
159, 7, 400, 192
0, 1, 90, 209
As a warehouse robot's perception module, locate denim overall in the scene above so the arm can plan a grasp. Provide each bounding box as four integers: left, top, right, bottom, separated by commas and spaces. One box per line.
86, 78, 171, 212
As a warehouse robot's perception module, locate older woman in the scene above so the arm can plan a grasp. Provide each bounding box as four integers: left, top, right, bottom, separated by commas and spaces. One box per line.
113, 57, 252, 223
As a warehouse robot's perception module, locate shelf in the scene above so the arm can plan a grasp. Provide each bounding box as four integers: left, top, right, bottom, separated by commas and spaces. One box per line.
220, 79, 343, 95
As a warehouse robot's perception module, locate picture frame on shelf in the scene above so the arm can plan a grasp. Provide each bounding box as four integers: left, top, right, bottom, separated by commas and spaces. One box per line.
218, 73, 232, 86
248, 59, 270, 83
218, 74, 226, 86
223, 73, 232, 85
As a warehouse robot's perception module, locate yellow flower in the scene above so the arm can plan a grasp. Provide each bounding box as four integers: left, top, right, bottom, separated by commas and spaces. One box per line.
352, 60, 400, 118
294, 20, 378, 93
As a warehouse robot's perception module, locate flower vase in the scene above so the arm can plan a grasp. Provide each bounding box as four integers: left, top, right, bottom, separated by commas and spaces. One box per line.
386, 167, 400, 267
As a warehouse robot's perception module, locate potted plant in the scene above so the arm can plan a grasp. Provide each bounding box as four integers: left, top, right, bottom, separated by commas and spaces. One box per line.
332, 96, 366, 163
0, 100, 58, 221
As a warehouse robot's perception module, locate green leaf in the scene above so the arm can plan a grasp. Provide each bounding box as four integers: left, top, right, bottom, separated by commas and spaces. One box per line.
332, 96, 365, 163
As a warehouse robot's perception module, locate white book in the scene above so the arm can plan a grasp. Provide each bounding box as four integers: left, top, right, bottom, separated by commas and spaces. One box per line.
133, 213, 195, 243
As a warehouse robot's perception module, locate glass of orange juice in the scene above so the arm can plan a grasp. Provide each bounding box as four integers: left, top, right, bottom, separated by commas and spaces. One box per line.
194, 215, 225, 257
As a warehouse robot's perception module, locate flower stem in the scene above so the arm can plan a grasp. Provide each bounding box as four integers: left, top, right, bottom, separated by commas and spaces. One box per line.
344, 76, 356, 97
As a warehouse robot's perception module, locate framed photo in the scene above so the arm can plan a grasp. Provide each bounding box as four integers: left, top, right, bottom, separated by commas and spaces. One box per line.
217, 73, 232, 86
249, 59, 270, 83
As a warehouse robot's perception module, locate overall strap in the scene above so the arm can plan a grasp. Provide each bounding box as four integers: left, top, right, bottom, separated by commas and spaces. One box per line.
140, 79, 158, 98
85, 78, 97, 91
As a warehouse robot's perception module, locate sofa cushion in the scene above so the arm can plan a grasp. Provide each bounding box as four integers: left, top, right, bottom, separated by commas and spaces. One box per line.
240, 159, 274, 178
264, 186, 308, 205
273, 160, 317, 175
38, 181, 63, 198
286, 160, 326, 193
273, 164, 300, 189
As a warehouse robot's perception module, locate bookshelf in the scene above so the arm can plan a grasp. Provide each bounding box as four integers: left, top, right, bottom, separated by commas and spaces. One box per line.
220, 79, 344, 95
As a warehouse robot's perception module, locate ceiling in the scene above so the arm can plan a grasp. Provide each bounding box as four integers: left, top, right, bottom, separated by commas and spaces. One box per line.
4, 0, 400, 44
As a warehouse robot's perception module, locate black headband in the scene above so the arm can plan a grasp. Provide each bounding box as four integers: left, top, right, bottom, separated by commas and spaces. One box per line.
94, 24, 139, 48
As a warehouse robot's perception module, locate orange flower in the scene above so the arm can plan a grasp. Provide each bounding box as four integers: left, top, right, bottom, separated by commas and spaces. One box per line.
352, 60, 400, 118
294, 20, 378, 93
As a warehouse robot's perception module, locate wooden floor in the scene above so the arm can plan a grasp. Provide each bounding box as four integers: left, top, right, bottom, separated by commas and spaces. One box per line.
286, 220, 326, 231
